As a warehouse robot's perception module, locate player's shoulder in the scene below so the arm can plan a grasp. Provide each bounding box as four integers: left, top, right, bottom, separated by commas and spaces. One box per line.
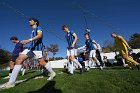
70, 30, 75, 34
70, 30, 77, 36
37, 26, 42, 30
117, 35, 123, 39
92, 39, 95, 42
17, 41, 22, 45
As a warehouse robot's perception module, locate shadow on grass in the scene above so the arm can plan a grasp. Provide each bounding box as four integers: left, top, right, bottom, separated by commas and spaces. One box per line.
0, 75, 9, 78
23, 70, 36, 75
28, 81, 62, 93
62, 69, 86, 75
16, 73, 44, 86
105, 66, 130, 70
62, 69, 69, 74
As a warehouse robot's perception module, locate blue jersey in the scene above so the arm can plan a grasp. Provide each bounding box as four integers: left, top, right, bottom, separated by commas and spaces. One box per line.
29, 26, 43, 51
13, 41, 23, 55
85, 38, 96, 51
65, 30, 76, 48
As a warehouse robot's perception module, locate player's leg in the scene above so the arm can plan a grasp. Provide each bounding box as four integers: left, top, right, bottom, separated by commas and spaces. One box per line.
4, 54, 19, 79
69, 59, 74, 75
9, 61, 15, 75
88, 57, 93, 68
3, 49, 29, 85
21, 62, 26, 76
122, 54, 139, 69
127, 60, 134, 69
3, 61, 15, 79
92, 50, 103, 70
0, 51, 29, 89
8, 54, 28, 83
70, 49, 83, 73
71, 49, 82, 68
121, 49, 140, 70
87, 51, 93, 70
67, 49, 74, 74
96, 50, 104, 67
35, 51, 56, 80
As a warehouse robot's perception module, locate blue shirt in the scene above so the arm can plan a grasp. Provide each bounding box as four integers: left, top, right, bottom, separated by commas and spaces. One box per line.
78, 57, 83, 62
65, 30, 76, 48
85, 38, 96, 51
29, 26, 43, 51
13, 41, 23, 55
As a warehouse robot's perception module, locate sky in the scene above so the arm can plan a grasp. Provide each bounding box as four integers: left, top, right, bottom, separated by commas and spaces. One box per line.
0, 0, 140, 57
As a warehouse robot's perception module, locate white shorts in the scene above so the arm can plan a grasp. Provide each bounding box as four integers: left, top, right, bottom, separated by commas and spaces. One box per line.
89, 50, 96, 58
74, 49, 77, 56
21, 49, 43, 59
67, 49, 77, 56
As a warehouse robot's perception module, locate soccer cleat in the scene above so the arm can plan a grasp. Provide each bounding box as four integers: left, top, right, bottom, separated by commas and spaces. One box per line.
136, 64, 140, 70
86, 67, 90, 71
47, 72, 56, 81
129, 67, 134, 70
83, 68, 87, 72
0, 82, 15, 90
80, 68, 84, 74
100, 66, 103, 70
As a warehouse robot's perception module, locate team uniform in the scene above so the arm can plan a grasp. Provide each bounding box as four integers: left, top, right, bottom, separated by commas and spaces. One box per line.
0, 26, 55, 89
21, 26, 43, 58
85, 39, 97, 58
11, 41, 23, 62
65, 30, 77, 56
114, 36, 128, 55
65, 30, 82, 74
95, 43, 105, 67
21, 26, 55, 79
114, 35, 139, 67
85, 38, 102, 69
3, 41, 23, 79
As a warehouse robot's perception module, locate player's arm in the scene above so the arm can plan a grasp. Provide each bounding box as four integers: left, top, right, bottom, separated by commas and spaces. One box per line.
119, 36, 130, 48
21, 30, 42, 44
29, 30, 42, 41
92, 40, 99, 49
72, 33, 78, 48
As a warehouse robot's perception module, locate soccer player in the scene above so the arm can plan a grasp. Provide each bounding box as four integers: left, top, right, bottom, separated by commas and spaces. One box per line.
111, 32, 140, 69
84, 33, 103, 70
0, 18, 56, 89
95, 43, 105, 67
3, 37, 23, 79
62, 25, 83, 75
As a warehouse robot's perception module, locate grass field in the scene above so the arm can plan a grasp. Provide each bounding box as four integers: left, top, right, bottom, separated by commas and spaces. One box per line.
0, 67, 140, 93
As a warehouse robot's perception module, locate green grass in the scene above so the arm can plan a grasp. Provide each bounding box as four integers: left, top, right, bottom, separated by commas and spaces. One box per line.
0, 67, 140, 93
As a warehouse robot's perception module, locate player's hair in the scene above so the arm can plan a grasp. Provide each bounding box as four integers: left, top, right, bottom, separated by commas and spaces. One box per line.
10, 36, 18, 40
62, 24, 69, 30
29, 18, 39, 26
84, 33, 89, 36
112, 32, 117, 35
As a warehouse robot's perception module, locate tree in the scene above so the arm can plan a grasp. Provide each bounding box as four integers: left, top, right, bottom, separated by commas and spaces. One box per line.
102, 40, 116, 53
47, 44, 59, 60
128, 33, 140, 49
0, 49, 12, 67
0, 49, 11, 59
